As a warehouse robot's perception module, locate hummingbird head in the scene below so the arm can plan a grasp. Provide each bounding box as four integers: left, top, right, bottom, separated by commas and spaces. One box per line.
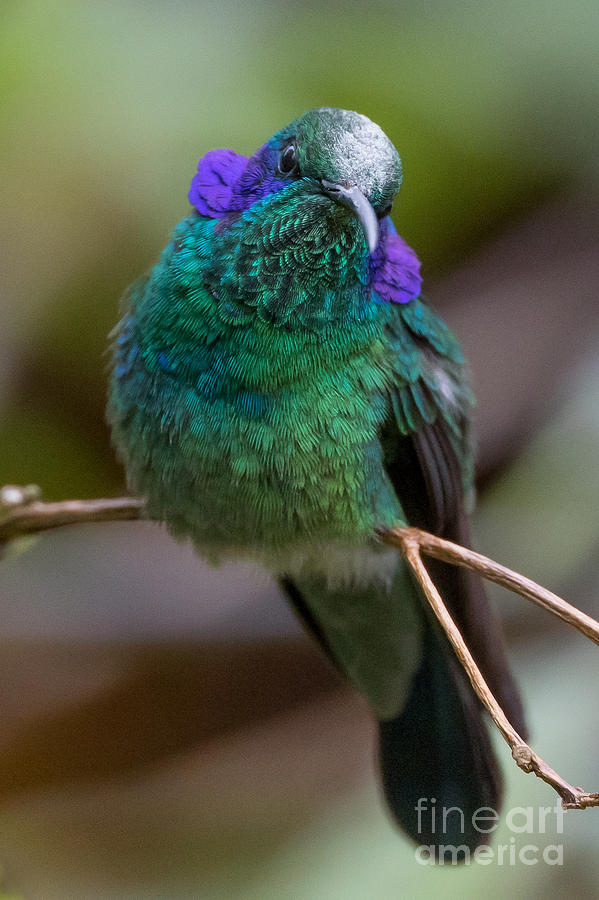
190, 107, 403, 255
277, 108, 403, 250
187, 108, 418, 328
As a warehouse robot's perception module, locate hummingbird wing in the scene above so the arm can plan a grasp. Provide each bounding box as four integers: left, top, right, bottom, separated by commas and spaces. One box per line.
383, 297, 527, 737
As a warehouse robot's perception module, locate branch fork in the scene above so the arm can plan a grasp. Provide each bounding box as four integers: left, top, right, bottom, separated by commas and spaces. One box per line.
378, 525, 599, 810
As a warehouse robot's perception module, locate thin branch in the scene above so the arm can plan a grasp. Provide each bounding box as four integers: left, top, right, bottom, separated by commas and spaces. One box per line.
2, 487, 599, 809
0, 486, 144, 546
379, 525, 599, 810
380, 526, 599, 646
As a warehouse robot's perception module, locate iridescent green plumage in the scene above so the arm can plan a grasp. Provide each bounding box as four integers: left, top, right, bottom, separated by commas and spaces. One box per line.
108, 108, 525, 854
109, 205, 470, 562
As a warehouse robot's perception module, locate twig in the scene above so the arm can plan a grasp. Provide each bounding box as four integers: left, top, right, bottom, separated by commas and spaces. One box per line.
0, 485, 144, 546
1, 486, 598, 809
384, 526, 599, 646
379, 525, 599, 810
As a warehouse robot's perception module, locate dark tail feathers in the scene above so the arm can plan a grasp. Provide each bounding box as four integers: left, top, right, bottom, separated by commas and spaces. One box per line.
378, 616, 502, 861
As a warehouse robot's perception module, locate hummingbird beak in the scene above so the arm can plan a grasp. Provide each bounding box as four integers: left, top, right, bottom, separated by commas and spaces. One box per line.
321, 180, 380, 254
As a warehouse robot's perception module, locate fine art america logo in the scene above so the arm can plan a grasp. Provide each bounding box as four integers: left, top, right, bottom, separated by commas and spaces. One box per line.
414, 798, 565, 865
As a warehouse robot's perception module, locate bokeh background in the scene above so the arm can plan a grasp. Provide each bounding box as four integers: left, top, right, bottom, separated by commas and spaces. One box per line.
1, 1, 599, 897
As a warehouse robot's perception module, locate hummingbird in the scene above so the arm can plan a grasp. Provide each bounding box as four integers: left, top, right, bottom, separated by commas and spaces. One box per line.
108, 107, 526, 857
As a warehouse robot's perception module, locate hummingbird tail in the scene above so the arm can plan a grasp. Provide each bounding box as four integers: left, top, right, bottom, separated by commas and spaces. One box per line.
378, 615, 502, 860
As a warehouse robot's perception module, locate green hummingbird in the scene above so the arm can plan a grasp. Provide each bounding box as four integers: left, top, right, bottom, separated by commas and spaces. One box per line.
108, 107, 526, 857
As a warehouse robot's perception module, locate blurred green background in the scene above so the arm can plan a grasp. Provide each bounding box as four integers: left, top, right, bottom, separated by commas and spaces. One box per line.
1, 0, 599, 897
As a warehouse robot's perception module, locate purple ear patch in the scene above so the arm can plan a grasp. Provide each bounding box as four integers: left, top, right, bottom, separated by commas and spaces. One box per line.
371, 223, 422, 304
230, 144, 288, 210
188, 149, 248, 218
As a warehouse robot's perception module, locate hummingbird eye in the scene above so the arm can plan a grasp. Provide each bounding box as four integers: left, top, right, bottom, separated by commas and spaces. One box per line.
277, 142, 299, 177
